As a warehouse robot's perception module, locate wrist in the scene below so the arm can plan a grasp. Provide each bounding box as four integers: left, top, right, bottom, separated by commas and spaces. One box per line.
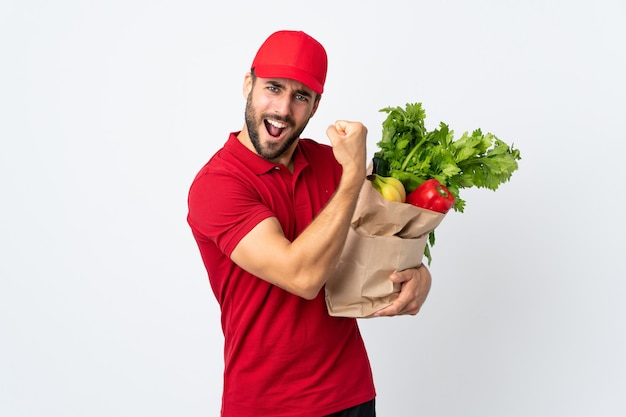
340, 169, 365, 195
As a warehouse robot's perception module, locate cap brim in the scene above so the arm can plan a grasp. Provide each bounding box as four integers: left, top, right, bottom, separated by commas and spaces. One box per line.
254, 65, 324, 94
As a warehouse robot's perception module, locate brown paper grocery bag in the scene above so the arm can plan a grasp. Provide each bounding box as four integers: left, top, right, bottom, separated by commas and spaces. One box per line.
325, 177, 446, 318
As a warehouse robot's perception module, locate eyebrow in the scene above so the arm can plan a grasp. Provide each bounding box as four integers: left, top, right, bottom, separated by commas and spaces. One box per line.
267, 79, 313, 99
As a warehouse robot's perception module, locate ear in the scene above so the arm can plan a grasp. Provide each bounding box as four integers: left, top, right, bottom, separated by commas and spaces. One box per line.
242, 72, 253, 98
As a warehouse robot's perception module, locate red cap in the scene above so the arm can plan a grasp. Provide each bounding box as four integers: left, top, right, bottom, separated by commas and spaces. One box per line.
251, 30, 328, 94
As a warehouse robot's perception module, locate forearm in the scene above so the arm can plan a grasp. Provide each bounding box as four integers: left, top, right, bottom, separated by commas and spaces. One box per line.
287, 171, 364, 297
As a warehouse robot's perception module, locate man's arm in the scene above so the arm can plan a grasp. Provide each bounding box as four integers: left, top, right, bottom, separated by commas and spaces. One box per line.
230, 121, 367, 300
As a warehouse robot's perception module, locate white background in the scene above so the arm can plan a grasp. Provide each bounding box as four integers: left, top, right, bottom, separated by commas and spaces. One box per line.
1, 1, 625, 416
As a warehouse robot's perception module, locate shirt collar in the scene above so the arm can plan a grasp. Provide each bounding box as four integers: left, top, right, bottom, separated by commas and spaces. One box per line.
224, 132, 310, 176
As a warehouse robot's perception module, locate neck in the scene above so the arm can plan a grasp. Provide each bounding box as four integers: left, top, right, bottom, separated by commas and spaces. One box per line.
236, 127, 298, 172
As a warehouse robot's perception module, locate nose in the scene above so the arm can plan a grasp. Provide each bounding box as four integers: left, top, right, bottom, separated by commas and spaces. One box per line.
272, 94, 293, 117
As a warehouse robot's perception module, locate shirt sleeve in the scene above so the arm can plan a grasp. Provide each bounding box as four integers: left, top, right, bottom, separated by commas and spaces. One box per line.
187, 162, 274, 258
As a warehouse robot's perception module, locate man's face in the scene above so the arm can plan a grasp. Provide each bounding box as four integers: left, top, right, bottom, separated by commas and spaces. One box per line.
244, 75, 319, 163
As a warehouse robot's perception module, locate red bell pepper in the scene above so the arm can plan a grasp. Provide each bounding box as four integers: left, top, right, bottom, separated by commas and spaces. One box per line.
406, 178, 455, 213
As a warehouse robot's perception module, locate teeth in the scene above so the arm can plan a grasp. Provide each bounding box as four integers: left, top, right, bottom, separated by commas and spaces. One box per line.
267, 119, 287, 129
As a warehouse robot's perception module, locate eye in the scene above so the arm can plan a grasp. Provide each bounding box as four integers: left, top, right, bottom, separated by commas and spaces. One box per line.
267, 85, 279, 93
295, 94, 309, 102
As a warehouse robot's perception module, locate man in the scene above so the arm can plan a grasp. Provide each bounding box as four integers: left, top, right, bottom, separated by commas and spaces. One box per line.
187, 30, 432, 417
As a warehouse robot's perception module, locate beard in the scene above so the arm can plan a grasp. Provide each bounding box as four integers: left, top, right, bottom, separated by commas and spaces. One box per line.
244, 93, 309, 161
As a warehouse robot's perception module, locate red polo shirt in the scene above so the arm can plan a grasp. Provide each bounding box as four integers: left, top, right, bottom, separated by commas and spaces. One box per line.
187, 133, 375, 417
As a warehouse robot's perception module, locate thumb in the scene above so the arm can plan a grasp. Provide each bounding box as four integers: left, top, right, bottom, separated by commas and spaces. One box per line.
326, 121, 347, 144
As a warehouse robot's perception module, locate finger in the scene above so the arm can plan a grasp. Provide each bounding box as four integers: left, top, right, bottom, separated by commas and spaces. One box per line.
389, 270, 405, 284
393, 263, 427, 282
326, 123, 338, 137
373, 294, 408, 317
334, 120, 348, 135
326, 121, 350, 141
372, 303, 398, 317
389, 269, 413, 284
374, 301, 414, 317
325, 125, 341, 146
334, 120, 366, 137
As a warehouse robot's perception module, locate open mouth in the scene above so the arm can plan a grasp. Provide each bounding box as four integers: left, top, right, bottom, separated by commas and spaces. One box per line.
264, 119, 287, 138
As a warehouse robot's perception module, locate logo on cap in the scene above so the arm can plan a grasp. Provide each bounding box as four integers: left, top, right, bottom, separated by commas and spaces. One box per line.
251, 30, 328, 95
